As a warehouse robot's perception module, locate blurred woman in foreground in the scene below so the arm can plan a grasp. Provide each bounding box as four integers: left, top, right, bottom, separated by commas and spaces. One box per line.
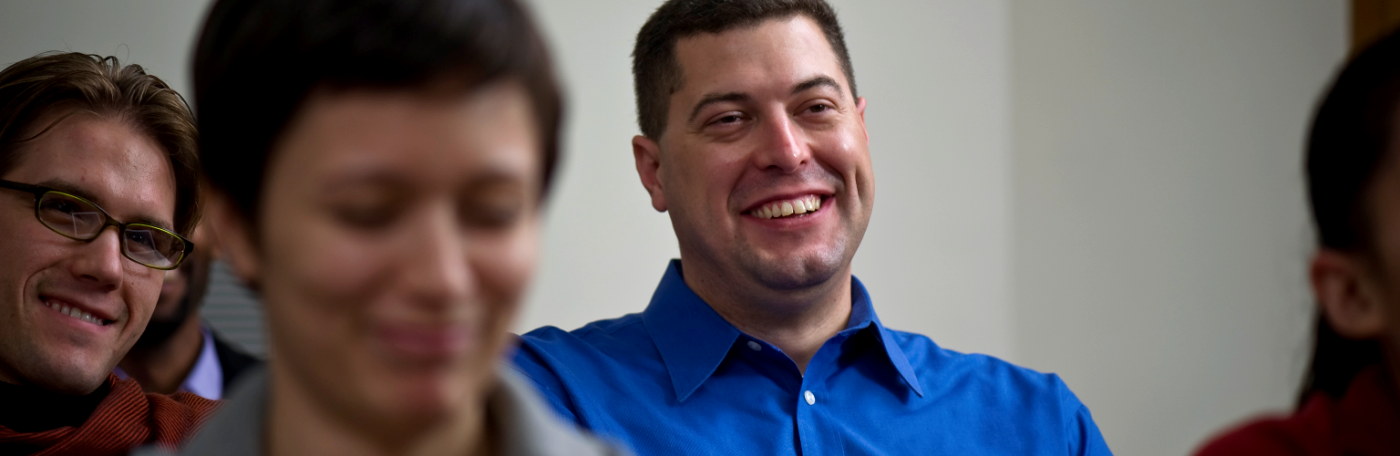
147, 0, 627, 454
1194, 31, 1400, 455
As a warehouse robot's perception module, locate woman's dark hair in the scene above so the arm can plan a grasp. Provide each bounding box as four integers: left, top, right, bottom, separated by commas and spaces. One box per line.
193, 0, 562, 223
0, 52, 202, 237
1298, 31, 1400, 405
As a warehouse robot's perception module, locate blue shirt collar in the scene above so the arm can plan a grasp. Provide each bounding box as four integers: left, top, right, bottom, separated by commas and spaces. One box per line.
641, 260, 923, 402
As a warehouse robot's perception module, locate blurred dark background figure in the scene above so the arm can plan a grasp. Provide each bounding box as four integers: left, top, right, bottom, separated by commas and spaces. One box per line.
117, 224, 259, 399
1194, 27, 1400, 456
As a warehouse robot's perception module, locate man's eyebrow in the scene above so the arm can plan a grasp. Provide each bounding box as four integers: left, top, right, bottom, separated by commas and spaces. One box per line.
35, 178, 174, 230
792, 76, 843, 97
36, 179, 102, 205
687, 92, 750, 124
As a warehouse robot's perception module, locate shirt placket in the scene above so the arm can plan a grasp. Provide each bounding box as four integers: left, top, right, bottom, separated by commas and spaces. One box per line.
795, 332, 852, 456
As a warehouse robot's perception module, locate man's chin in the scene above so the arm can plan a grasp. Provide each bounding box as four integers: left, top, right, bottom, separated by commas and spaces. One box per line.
20, 360, 113, 395
741, 252, 846, 292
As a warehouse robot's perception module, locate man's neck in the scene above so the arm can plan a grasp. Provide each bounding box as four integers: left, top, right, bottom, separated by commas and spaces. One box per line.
117, 311, 205, 394
681, 260, 853, 374
0, 377, 110, 432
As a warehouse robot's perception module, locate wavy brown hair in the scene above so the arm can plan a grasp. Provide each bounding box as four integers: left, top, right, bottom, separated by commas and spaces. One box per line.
0, 52, 201, 237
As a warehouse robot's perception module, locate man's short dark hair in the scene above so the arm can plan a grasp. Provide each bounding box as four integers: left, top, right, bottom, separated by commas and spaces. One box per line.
193, 0, 563, 222
632, 0, 856, 140
0, 52, 202, 236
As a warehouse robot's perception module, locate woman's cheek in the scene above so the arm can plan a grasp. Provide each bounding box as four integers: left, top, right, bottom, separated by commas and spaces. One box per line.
472, 221, 540, 324
292, 223, 391, 309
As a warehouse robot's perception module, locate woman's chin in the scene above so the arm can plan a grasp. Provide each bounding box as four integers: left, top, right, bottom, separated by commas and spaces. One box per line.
370, 367, 492, 423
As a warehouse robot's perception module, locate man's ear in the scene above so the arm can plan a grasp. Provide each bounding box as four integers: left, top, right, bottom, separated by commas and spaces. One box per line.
855, 96, 869, 146
206, 192, 261, 289
633, 134, 668, 212
1311, 249, 1389, 339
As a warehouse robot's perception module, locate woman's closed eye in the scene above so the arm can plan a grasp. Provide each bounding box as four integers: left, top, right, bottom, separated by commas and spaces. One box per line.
332, 201, 403, 230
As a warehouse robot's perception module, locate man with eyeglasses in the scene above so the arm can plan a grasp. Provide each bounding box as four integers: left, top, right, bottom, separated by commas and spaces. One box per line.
0, 52, 216, 456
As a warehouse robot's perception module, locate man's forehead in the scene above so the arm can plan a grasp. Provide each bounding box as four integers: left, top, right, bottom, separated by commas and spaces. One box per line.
670, 15, 846, 99
11, 115, 178, 228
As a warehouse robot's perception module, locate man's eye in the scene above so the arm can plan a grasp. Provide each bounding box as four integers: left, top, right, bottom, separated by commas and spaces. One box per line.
716, 115, 742, 124
808, 104, 831, 113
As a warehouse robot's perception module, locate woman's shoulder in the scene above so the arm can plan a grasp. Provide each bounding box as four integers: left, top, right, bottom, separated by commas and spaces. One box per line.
1192, 394, 1338, 456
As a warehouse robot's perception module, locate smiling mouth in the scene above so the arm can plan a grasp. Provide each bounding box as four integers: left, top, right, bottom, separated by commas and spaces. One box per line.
42, 298, 114, 326
748, 194, 825, 220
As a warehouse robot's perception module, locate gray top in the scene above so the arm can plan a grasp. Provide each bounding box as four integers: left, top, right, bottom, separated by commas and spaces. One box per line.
135, 366, 627, 456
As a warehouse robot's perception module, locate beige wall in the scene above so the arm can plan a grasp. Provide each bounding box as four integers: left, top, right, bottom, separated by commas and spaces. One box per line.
1010, 1, 1348, 454
0, 0, 207, 98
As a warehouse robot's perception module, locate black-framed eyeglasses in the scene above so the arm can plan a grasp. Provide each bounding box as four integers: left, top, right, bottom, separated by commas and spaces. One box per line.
0, 179, 192, 270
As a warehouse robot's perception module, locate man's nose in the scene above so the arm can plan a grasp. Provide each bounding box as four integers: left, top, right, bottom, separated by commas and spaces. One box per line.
751, 114, 811, 173
69, 228, 124, 290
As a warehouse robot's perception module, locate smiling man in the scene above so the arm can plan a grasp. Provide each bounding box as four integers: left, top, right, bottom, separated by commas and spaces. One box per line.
0, 53, 216, 456
513, 1, 1112, 454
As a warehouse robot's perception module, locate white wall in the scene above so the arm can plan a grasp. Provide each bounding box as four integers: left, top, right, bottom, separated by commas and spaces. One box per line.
1010, 1, 1348, 454
520, 0, 1018, 360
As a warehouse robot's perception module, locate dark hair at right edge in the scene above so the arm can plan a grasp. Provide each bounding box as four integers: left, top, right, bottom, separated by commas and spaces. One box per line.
1298, 30, 1400, 406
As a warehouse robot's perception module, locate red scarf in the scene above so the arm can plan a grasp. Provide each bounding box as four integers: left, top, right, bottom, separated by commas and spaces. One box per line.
0, 374, 219, 456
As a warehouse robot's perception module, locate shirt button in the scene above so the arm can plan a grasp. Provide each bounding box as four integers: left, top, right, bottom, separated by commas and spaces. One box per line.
746, 341, 762, 351
804, 390, 816, 405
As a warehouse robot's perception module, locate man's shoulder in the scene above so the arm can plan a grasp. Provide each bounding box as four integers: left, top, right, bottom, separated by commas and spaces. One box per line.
517, 313, 652, 359
882, 327, 1076, 403
511, 313, 664, 424
884, 327, 1110, 453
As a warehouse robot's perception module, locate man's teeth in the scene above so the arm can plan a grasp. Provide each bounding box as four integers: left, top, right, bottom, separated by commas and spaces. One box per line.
45, 300, 108, 325
749, 195, 823, 219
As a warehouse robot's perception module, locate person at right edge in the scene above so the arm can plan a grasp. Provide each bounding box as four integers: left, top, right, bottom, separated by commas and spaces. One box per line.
138, 0, 629, 455
1193, 29, 1400, 456
511, 0, 1112, 454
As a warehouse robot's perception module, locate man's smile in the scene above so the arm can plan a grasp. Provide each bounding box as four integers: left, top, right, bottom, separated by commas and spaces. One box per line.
747, 194, 826, 219
39, 295, 117, 326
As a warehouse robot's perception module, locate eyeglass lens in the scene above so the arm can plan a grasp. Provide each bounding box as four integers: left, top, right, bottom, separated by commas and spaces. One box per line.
36, 191, 184, 268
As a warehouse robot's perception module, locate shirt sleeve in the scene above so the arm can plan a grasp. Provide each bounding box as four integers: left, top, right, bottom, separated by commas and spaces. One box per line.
1057, 377, 1113, 455
509, 338, 582, 425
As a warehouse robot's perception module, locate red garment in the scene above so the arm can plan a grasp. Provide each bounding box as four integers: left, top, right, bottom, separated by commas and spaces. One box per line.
0, 374, 218, 456
1194, 365, 1400, 456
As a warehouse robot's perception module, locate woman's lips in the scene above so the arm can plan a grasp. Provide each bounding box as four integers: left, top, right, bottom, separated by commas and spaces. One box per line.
374, 324, 474, 361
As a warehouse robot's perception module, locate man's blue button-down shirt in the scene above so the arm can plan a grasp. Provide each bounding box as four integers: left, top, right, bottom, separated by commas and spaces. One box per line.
513, 261, 1112, 455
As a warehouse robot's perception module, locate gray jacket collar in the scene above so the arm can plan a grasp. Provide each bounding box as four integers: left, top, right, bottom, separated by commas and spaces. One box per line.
146, 366, 625, 456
